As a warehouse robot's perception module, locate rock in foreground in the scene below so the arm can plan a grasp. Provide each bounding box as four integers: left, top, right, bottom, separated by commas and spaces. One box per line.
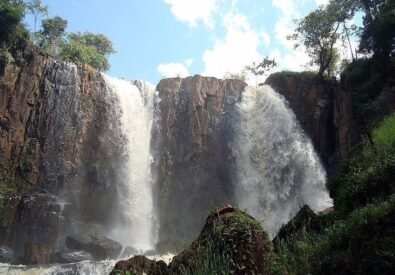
111, 204, 274, 274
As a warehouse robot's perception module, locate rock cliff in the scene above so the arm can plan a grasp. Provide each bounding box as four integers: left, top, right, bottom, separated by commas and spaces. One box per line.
153, 76, 246, 245
0, 46, 124, 261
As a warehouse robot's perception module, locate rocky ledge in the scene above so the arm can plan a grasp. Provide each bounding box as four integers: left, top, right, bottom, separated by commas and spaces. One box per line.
111, 204, 274, 275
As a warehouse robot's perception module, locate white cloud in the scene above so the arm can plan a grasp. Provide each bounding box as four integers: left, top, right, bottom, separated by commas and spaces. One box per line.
163, 0, 218, 27
271, 0, 300, 49
201, 12, 263, 83
315, 0, 330, 6
157, 63, 190, 78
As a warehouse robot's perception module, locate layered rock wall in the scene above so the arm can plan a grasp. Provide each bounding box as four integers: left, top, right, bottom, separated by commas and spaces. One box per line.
0, 47, 124, 259
153, 76, 246, 243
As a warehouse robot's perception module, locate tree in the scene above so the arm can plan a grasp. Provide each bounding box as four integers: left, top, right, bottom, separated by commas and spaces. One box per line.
25, 0, 47, 34
37, 16, 67, 56
67, 32, 115, 56
358, 0, 395, 59
60, 32, 115, 71
0, 0, 26, 48
289, 4, 342, 79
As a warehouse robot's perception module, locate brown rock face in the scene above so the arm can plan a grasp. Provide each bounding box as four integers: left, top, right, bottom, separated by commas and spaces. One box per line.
111, 256, 169, 275
153, 76, 246, 245
0, 46, 124, 260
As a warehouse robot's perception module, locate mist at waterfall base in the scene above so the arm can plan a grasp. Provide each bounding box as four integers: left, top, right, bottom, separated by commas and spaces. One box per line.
3, 79, 333, 274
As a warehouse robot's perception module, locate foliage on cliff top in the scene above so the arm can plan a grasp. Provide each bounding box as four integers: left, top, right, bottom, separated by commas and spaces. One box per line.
0, 0, 115, 72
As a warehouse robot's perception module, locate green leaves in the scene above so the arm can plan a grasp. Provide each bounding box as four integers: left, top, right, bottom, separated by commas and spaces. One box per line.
60, 32, 115, 71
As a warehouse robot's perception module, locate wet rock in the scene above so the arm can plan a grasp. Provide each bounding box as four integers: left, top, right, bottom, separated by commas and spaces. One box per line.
65, 233, 122, 260
0, 245, 14, 263
120, 246, 139, 258
111, 255, 169, 275
1, 44, 124, 263
24, 242, 53, 265
154, 76, 246, 244
2, 194, 64, 260
274, 205, 322, 242
52, 250, 94, 263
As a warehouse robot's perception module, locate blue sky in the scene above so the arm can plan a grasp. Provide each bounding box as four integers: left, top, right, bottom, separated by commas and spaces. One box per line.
25, 0, 335, 85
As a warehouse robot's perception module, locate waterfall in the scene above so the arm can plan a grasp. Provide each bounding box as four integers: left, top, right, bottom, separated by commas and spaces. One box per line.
233, 85, 333, 235
102, 75, 156, 251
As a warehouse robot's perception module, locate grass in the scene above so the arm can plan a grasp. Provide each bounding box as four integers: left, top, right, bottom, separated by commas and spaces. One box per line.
272, 196, 395, 275
273, 112, 395, 275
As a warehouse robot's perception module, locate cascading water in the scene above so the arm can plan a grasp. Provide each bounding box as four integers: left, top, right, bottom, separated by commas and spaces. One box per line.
233, 85, 333, 235
102, 75, 156, 251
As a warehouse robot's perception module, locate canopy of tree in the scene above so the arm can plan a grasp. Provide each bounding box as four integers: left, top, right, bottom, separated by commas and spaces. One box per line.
0, 0, 115, 72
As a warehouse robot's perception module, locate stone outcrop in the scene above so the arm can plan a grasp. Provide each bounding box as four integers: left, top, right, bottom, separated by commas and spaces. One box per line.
0, 45, 124, 262
153, 76, 246, 245
0, 245, 14, 263
265, 74, 337, 170
112, 204, 274, 275
65, 234, 122, 260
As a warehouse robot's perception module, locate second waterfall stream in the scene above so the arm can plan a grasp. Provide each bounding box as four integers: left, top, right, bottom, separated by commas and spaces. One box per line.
103, 75, 157, 252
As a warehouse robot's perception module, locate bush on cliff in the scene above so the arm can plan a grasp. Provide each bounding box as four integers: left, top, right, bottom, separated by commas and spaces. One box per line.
330, 112, 395, 217
273, 196, 395, 275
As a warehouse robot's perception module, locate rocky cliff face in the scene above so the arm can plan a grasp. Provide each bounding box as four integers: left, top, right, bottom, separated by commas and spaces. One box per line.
265, 74, 338, 170
153, 76, 246, 244
0, 46, 124, 260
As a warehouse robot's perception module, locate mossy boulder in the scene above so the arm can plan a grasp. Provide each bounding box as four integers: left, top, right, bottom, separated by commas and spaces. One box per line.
111, 204, 274, 275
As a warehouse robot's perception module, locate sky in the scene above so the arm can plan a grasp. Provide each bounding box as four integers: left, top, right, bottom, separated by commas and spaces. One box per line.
24, 0, 335, 85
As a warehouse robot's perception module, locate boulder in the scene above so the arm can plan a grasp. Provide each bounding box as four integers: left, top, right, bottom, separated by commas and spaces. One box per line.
0, 245, 15, 263
111, 255, 169, 275
65, 233, 122, 260
24, 242, 53, 265
169, 204, 274, 274
52, 250, 94, 263
112, 204, 274, 275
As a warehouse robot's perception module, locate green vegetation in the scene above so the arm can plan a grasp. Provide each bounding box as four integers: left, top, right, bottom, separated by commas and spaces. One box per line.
289, 0, 395, 79
61, 32, 115, 71
273, 112, 395, 274
266, 70, 318, 80
0, 0, 115, 71
330, 112, 395, 216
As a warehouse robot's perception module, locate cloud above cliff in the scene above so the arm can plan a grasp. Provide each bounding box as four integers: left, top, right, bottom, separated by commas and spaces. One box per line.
157, 63, 189, 78
162, 0, 218, 27
201, 12, 263, 80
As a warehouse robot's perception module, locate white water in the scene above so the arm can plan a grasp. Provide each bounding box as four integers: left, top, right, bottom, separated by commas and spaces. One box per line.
233, 85, 333, 235
0, 254, 175, 275
102, 75, 156, 251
